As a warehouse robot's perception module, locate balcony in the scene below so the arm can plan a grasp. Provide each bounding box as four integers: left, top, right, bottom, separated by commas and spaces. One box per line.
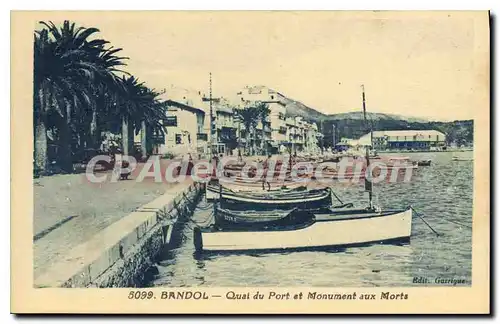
216, 120, 235, 129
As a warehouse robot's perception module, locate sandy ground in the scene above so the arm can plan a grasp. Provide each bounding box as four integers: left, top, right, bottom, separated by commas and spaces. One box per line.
33, 164, 178, 279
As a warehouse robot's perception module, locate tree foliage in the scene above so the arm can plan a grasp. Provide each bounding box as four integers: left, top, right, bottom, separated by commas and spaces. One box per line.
33, 20, 166, 176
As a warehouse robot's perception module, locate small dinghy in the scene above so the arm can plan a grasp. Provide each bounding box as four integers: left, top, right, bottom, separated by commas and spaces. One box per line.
194, 207, 413, 252
417, 160, 432, 166
452, 156, 473, 161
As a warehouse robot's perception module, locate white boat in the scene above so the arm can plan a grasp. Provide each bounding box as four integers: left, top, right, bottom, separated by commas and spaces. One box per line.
194, 208, 413, 252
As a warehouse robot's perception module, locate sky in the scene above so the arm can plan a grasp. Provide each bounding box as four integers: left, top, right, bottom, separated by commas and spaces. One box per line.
37, 11, 488, 121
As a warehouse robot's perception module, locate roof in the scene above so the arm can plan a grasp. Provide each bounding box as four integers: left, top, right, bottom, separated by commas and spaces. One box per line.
370, 130, 445, 137
164, 100, 205, 115
216, 105, 233, 114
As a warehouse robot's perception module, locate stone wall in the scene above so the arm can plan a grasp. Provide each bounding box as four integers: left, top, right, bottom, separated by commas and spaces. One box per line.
35, 181, 203, 288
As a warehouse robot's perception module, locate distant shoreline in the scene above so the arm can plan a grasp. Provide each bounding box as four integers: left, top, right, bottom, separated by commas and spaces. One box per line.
377, 148, 473, 154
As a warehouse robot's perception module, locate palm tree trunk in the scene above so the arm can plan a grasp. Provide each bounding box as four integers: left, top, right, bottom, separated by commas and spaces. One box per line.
121, 116, 129, 156
58, 100, 74, 173
90, 107, 98, 149
252, 128, 258, 156
34, 87, 47, 176
260, 126, 265, 156
140, 120, 147, 159
34, 115, 47, 176
128, 122, 134, 157
245, 129, 250, 156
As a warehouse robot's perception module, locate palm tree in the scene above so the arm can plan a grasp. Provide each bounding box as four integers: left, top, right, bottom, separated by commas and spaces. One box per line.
88, 46, 129, 150
34, 20, 166, 174
256, 102, 271, 155
34, 21, 105, 173
235, 105, 261, 155
113, 76, 167, 157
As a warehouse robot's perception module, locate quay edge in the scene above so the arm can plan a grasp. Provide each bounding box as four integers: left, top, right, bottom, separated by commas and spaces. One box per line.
34, 181, 203, 288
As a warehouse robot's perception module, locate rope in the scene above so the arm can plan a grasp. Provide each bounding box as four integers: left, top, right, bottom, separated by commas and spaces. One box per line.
410, 206, 440, 237
410, 206, 472, 230
182, 191, 195, 206
439, 218, 472, 229
330, 188, 344, 205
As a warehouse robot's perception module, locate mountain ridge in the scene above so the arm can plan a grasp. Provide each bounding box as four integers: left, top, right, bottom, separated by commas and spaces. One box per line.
275, 88, 430, 123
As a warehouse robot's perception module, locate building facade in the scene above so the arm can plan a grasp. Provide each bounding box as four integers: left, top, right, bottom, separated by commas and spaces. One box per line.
134, 84, 324, 157
235, 85, 321, 154
134, 86, 208, 157
358, 130, 447, 151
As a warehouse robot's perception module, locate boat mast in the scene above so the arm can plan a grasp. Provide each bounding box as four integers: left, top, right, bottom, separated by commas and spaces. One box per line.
362, 84, 373, 209
209, 72, 214, 157
207, 73, 222, 203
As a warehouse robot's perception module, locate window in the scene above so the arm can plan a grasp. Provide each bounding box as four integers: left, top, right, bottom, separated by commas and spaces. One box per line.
271, 95, 274, 100
164, 116, 178, 127
175, 134, 182, 144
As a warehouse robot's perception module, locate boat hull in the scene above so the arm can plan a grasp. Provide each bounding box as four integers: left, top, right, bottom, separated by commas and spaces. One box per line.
213, 187, 332, 211
195, 208, 412, 252
214, 207, 298, 226
206, 186, 332, 210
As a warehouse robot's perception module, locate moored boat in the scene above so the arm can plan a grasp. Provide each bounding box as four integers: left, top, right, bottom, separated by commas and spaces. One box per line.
452, 156, 473, 161
194, 207, 413, 252
214, 201, 355, 227
214, 207, 301, 227
207, 184, 332, 210
417, 160, 432, 166
205, 182, 308, 200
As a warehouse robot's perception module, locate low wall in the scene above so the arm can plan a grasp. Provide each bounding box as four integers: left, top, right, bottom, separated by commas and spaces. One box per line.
34, 181, 203, 288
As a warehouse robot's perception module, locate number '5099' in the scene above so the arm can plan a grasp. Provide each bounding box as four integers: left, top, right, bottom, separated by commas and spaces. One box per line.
128, 291, 154, 299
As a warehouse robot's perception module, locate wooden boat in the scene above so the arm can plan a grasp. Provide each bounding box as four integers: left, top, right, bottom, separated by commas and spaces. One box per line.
214, 200, 355, 226
194, 207, 413, 252
214, 207, 301, 226
206, 183, 308, 200
217, 180, 305, 192
417, 160, 432, 166
207, 184, 332, 210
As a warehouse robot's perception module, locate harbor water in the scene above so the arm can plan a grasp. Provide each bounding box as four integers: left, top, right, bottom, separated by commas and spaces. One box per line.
150, 151, 473, 287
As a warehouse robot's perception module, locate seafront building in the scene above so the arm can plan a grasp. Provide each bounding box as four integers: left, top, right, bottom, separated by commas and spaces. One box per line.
236, 86, 322, 155
135, 85, 323, 157
357, 130, 447, 151
133, 86, 208, 156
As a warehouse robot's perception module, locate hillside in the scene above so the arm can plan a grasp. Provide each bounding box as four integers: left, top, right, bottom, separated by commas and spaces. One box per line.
278, 90, 428, 123
328, 111, 429, 123
274, 88, 472, 147
279, 94, 327, 120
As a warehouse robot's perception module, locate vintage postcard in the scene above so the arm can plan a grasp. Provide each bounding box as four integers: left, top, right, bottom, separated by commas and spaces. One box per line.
11, 11, 490, 314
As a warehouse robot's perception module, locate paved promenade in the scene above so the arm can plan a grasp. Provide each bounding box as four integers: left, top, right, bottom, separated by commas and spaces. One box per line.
33, 164, 183, 279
